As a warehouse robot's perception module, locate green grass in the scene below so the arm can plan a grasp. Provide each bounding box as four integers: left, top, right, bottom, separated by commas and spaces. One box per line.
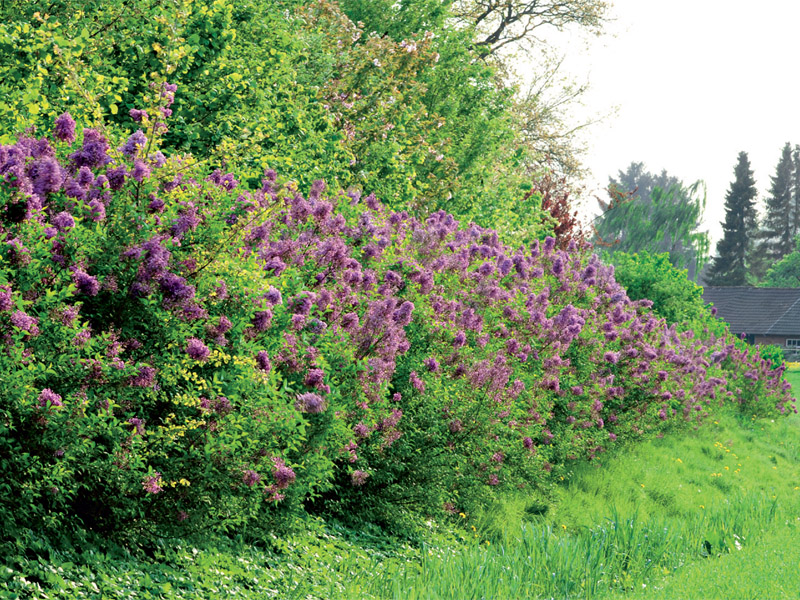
351, 408, 800, 599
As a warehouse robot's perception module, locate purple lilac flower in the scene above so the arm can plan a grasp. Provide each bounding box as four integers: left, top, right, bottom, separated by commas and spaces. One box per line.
170, 205, 200, 238
73, 270, 99, 296
30, 156, 64, 198
604, 351, 620, 364
304, 368, 325, 389
73, 328, 91, 347
128, 417, 145, 436
53, 112, 76, 144
243, 470, 262, 487
143, 473, 163, 494
131, 160, 151, 182
272, 457, 296, 489
186, 338, 210, 361
341, 312, 359, 332
88, 199, 106, 222
75, 166, 94, 187
150, 151, 167, 168
290, 314, 306, 330
70, 129, 111, 169
38, 388, 62, 407
129, 109, 147, 122
410, 371, 425, 393
120, 130, 148, 158
263, 257, 287, 276
64, 178, 85, 199
252, 310, 272, 332
453, 330, 466, 347
295, 392, 326, 414
160, 273, 195, 302
10, 310, 38, 335
424, 357, 440, 372
255, 351, 271, 372
392, 301, 414, 326
264, 287, 282, 305
106, 166, 126, 190
0, 286, 12, 312
351, 470, 370, 486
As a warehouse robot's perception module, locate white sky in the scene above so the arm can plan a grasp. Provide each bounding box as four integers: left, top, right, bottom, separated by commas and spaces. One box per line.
528, 0, 800, 247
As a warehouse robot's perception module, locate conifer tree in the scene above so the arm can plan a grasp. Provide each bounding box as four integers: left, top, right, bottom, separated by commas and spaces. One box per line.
792, 144, 800, 238
750, 143, 795, 277
705, 152, 758, 286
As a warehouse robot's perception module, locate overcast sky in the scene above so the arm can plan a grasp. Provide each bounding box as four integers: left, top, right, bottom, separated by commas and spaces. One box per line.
531, 0, 800, 247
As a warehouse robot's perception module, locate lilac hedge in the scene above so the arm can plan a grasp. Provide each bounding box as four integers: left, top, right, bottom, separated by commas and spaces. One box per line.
0, 89, 794, 535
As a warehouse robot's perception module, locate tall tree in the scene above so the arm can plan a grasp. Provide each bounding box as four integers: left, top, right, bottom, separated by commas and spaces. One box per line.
705, 152, 758, 286
594, 162, 709, 281
751, 143, 795, 274
792, 144, 800, 239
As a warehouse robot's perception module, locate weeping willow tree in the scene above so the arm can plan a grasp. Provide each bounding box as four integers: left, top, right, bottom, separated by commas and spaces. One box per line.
594, 163, 710, 281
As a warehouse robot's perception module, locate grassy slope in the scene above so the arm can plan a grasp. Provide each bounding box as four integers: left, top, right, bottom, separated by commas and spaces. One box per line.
352, 408, 800, 599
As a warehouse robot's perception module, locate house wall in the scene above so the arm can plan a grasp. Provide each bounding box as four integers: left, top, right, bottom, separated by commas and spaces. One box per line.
753, 335, 794, 347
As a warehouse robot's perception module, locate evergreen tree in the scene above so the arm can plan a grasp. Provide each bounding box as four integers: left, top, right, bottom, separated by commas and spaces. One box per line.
751, 143, 795, 275
792, 144, 800, 239
705, 152, 758, 286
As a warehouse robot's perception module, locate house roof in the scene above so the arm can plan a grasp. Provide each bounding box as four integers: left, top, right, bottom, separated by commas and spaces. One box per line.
702, 287, 800, 336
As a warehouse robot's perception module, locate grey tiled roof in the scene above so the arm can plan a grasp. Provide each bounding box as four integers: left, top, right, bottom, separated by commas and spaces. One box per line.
702, 287, 800, 336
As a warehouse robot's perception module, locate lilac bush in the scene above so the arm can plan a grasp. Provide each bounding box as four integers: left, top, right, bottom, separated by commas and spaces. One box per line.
0, 87, 793, 535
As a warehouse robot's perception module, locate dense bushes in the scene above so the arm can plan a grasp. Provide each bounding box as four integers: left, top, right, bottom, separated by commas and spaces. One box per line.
0, 103, 794, 541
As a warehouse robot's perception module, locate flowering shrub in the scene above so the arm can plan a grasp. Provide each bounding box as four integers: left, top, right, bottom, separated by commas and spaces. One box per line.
0, 99, 794, 537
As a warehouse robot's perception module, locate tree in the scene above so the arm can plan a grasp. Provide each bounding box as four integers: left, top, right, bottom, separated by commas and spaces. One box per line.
594, 163, 709, 281
793, 144, 800, 238
705, 152, 758, 286
751, 143, 795, 274
763, 238, 800, 287
452, 0, 609, 56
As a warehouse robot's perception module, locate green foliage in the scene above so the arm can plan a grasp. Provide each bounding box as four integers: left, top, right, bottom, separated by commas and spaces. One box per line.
0, 0, 559, 239
763, 236, 800, 287
610, 251, 708, 325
